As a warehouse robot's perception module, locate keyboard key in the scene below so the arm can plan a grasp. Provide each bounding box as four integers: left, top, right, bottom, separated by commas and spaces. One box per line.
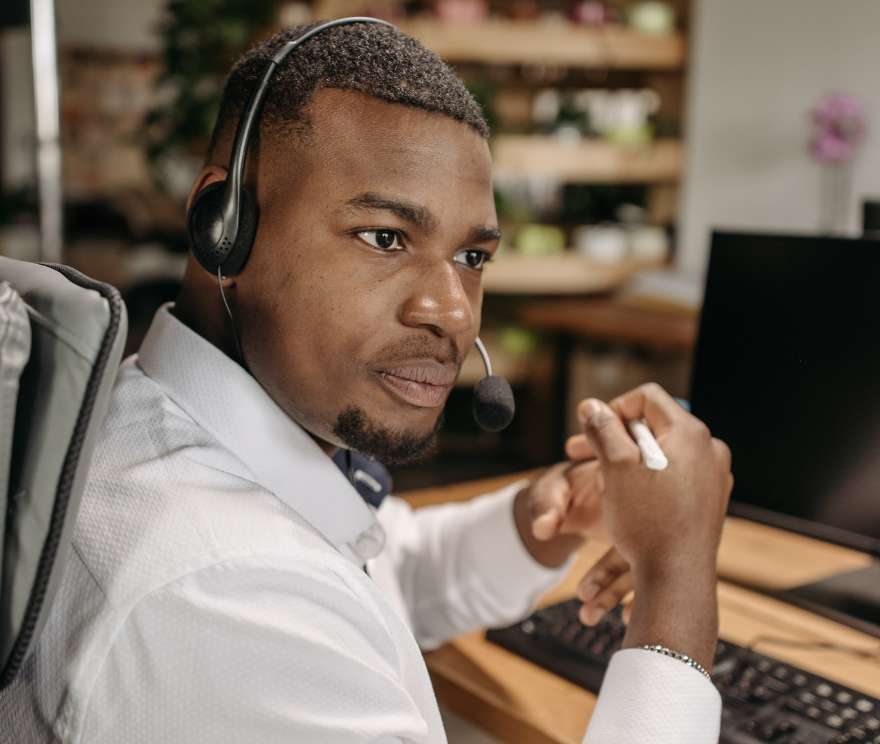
837, 691, 855, 705
817, 683, 835, 697
842, 707, 859, 721
821, 699, 841, 714
857, 700, 876, 714
763, 676, 791, 694
792, 673, 809, 687
750, 686, 775, 703
785, 698, 807, 714
826, 713, 844, 729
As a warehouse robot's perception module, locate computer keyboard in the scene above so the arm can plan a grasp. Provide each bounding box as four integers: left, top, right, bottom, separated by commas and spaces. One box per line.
485, 599, 880, 744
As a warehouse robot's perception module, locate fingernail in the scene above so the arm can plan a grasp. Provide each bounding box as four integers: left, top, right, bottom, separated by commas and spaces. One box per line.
579, 605, 603, 626
532, 512, 557, 540
578, 400, 600, 425
578, 581, 600, 602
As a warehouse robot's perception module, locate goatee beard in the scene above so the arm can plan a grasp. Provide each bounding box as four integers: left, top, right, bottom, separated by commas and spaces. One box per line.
331, 405, 442, 466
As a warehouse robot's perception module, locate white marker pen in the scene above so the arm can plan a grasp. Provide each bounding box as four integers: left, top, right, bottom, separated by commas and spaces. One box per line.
627, 419, 668, 471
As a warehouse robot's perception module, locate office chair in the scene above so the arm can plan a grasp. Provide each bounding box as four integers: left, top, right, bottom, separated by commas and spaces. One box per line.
0, 256, 127, 689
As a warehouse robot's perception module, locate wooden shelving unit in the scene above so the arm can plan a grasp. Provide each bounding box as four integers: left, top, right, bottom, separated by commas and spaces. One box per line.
399, 20, 685, 69
482, 254, 663, 295
492, 135, 682, 183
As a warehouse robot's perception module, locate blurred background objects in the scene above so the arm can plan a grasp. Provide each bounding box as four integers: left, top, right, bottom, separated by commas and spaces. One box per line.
2, 0, 879, 489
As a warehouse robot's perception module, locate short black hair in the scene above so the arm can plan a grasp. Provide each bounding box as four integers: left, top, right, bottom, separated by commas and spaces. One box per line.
207, 21, 488, 162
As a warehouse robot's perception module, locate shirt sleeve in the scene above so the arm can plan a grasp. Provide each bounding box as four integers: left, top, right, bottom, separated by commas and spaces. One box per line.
77, 556, 436, 744
583, 649, 722, 744
376, 480, 573, 650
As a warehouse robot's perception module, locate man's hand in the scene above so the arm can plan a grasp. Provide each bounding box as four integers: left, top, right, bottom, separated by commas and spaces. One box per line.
575, 382, 733, 670
527, 461, 606, 542
516, 461, 635, 627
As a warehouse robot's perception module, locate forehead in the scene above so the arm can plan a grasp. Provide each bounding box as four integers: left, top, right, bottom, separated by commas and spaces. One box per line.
275, 89, 494, 217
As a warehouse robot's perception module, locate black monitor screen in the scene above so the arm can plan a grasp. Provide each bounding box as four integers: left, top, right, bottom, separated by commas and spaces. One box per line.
690, 231, 880, 556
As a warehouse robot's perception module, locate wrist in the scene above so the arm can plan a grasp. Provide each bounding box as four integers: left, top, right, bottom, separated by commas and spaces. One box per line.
513, 485, 584, 568
631, 548, 718, 592
625, 558, 719, 671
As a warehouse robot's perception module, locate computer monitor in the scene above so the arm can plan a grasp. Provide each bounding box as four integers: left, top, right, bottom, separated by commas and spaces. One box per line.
690, 231, 880, 637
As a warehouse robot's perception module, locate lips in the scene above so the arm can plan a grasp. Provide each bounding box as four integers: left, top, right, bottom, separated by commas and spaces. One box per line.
374, 361, 457, 408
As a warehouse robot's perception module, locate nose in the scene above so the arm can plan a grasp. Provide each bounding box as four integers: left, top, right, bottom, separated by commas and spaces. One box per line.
399, 259, 476, 340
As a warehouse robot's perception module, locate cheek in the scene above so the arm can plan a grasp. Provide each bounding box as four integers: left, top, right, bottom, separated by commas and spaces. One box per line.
246, 252, 389, 396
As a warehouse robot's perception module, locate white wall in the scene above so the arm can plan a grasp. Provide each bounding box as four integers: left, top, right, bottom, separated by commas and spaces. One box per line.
678, 0, 880, 276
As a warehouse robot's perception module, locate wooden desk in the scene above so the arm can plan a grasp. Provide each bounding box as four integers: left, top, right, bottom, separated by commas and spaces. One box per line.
401, 474, 880, 744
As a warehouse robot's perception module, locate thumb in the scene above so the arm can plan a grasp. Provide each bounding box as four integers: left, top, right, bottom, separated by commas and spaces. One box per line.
577, 399, 639, 467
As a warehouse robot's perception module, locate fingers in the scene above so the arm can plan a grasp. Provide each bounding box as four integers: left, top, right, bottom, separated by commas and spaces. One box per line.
529, 464, 573, 540
576, 547, 633, 625
712, 437, 734, 502
557, 460, 605, 537
712, 437, 732, 471
609, 382, 687, 438
576, 399, 640, 467
565, 433, 595, 461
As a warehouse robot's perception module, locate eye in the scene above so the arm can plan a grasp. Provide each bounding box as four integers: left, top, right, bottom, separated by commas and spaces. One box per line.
454, 248, 493, 271
356, 229, 403, 252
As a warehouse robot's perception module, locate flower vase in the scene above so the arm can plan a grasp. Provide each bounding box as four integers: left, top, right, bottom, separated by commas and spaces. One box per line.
818, 162, 852, 235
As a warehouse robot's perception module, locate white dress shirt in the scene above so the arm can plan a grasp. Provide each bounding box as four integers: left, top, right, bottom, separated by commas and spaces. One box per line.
0, 305, 720, 743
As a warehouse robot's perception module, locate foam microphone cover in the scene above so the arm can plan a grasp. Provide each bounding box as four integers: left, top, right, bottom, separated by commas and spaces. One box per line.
473, 375, 515, 431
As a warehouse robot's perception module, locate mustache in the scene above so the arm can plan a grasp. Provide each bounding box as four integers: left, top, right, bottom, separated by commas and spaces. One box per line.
372, 336, 463, 368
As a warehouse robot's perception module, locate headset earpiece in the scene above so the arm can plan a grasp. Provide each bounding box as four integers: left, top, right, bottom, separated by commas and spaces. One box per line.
187, 181, 258, 276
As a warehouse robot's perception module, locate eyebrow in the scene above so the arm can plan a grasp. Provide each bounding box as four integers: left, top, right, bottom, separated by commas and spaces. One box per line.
344, 192, 439, 233
343, 192, 501, 244
469, 226, 502, 244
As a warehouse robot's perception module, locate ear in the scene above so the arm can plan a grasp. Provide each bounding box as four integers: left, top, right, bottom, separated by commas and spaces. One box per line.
186, 165, 228, 214
186, 165, 238, 288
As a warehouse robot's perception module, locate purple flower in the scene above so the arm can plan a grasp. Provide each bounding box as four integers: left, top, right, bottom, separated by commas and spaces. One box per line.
808, 92, 866, 165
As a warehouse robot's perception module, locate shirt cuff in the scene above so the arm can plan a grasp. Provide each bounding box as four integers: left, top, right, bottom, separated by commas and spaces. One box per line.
466, 480, 575, 612
584, 648, 722, 744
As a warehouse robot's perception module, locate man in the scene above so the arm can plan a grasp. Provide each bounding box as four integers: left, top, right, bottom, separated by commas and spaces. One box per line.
1, 22, 731, 743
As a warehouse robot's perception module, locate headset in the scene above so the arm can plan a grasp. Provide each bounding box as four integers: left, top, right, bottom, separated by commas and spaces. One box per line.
185, 17, 514, 431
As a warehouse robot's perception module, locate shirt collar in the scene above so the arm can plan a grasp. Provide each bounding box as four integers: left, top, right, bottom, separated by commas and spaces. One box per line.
136, 304, 384, 566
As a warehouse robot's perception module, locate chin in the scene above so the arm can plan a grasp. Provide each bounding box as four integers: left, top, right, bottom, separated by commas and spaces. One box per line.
331, 404, 443, 466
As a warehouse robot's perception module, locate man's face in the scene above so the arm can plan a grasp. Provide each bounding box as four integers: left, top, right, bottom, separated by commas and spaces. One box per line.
238, 89, 498, 463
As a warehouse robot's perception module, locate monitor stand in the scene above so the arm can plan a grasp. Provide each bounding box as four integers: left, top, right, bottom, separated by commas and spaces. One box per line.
775, 562, 880, 639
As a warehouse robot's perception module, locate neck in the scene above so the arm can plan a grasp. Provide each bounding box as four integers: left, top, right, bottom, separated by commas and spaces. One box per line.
173, 282, 240, 364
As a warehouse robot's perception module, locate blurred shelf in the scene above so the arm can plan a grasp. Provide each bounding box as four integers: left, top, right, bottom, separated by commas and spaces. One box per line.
520, 297, 698, 352
399, 20, 685, 69
482, 254, 663, 295
492, 136, 682, 183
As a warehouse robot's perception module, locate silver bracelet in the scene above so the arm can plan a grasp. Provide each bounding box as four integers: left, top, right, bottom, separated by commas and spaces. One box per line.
638, 644, 712, 681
